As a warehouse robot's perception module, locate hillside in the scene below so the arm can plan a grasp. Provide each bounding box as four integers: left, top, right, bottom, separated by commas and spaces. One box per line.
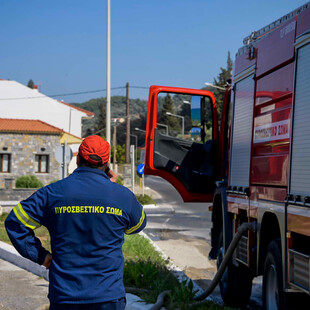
70, 96, 148, 144
71, 96, 148, 119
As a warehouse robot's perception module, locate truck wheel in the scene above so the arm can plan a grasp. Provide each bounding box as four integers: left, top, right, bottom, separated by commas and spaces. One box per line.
217, 233, 253, 308
263, 239, 310, 310
263, 239, 286, 310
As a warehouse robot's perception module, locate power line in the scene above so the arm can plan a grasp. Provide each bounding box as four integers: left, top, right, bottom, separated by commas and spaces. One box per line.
0, 86, 125, 101
114, 88, 125, 96
49, 86, 125, 98
0, 85, 149, 101
131, 86, 149, 89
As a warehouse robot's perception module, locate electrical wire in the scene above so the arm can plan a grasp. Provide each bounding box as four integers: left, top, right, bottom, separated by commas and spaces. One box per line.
0, 85, 149, 101
49, 86, 125, 98
130, 86, 149, 89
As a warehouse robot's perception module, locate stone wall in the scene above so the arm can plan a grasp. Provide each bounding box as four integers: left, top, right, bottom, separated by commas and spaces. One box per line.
0, 188, 36, 205
0, 133, 62, 188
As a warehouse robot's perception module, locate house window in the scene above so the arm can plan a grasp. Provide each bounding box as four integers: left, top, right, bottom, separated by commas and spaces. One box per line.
35, 155, 49, 173
0, 154, 11, 173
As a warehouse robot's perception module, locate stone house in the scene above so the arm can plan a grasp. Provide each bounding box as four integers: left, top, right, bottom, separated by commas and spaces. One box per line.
0, 118, 82, 189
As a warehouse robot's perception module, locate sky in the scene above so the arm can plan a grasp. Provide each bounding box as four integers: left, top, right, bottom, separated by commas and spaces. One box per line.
0, 0, 308, 103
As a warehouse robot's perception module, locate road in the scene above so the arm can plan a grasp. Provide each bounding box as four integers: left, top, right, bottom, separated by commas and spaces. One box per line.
144, 175, 212, 240
143, 175, 263, 309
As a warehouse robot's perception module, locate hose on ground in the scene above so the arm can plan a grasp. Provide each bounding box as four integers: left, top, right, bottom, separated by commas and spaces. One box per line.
125, 286, 151, 295
125, 286, 170, 310
149, 290, 171, 310
194, 221, 257, 301
133, 222, 256, 308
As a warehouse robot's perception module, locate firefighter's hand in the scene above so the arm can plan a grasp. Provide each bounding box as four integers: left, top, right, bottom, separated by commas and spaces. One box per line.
43, 253, 52, 269
107, 169, 118, 183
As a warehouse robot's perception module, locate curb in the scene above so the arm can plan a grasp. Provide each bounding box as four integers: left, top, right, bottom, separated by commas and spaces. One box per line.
0, 240, 49, 281
143, 204, 156, 209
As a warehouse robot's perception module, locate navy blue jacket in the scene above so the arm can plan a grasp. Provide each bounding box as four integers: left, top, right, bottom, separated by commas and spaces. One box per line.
5, 167, 147, 304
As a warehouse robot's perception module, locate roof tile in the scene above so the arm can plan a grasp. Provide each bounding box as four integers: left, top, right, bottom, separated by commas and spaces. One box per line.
0, 118, 63, 134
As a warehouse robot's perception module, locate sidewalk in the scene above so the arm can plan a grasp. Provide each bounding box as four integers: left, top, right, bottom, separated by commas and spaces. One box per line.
0, 258, 49, 310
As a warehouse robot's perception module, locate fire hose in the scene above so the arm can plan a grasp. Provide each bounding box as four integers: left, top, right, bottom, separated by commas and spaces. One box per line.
148, 221, 257, 309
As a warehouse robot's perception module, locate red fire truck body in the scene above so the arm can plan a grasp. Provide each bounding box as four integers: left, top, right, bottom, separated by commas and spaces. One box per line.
144, 2, 310, 309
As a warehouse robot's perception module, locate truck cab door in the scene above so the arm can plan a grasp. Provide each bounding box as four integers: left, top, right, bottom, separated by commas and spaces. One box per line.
145, 85, 219, 202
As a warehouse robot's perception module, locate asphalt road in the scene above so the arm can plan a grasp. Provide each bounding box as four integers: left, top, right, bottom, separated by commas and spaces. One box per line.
144, 175, 212, 240
143, 175, 263, 309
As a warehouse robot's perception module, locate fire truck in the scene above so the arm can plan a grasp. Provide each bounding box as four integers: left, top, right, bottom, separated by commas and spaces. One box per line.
144, 2, 310, 309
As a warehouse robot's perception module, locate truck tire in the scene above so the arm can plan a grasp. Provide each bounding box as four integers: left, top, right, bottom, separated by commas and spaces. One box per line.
217, 232, 253, 308
263, 239, 286, 310
262, 239, 310, 310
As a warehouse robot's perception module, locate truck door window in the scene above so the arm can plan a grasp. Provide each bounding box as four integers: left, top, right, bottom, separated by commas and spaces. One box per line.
154, 91, 216, 194
156, 92, 213, 143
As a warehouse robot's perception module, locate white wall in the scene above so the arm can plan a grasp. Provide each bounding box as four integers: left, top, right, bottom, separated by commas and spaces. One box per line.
0, 80, 88, 138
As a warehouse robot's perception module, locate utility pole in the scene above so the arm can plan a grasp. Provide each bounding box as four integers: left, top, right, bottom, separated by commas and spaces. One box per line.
106, 0, 111, 144
125, 82, 130, 163
113, 125, 117, 171
130, 145, 135, 194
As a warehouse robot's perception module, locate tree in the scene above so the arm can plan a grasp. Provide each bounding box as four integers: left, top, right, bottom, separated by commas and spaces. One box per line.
159, 94, 181, 136
93, 101, 106, 137
207, 52, 233, 121
111, 144, 126, 163
27, 79, 35, 89
129, 113, 147, 146
179, 96, 192, 132
72, 96, 149, 138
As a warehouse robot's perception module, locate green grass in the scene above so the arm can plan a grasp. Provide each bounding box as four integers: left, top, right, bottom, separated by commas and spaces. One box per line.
0, 212, 51, 251
123, 234, 163, 263
0, 213, 11, 244
135, 194, 156, 205
122, 234, 234, 309
34, 225, 51, 252
123, 234, 196, 308
0, 213, 232, 309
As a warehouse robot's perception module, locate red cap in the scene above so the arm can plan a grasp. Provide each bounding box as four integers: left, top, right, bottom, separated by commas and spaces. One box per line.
78, 135, 110, 165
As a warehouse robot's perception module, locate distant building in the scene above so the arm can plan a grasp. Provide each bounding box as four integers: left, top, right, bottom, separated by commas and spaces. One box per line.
0, 79, 94, 146
0, 118, 82, 188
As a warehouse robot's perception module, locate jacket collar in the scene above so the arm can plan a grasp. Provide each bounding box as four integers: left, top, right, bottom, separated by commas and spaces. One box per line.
74, 166, 109, 179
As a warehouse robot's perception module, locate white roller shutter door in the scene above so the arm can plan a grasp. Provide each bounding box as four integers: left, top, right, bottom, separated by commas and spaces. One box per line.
290, 42, 310, 195
229, 75, 254, 187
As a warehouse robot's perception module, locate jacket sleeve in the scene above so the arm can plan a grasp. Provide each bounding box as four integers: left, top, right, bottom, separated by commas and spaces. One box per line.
125, 194, 147, 235
5, 187, 50, 265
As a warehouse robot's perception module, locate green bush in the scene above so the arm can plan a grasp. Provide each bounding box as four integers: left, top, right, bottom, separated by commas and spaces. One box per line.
15, 175, 43, 188
49, 179, 59, 184
135, 194, 156, 205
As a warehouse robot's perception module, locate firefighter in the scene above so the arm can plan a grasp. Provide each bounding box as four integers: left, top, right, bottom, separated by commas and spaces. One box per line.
5, 135, 147, 310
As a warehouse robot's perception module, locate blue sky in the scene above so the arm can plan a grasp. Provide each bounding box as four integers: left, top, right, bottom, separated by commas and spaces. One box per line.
0, 0, 307, 103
